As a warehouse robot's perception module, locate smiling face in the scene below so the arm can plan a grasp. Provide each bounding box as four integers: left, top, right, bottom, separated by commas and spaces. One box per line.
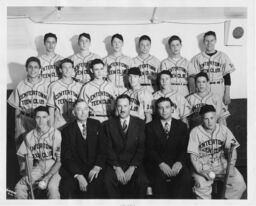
60, 62, 74, 78
44, 37, 57, 53
35, 111, 49, 130
73, 101, 89, 122
169, 39, 182, 55
116, 98, 131, 119
196, 76, 208, 93
128, 74, 140, 88
204, 35, 216, 53
92, 63, 104, 80
26, 61, 41, 79
202, 111, 217, 130
78, 36, 91, 51
139, 39, 151, 55
157, 100, 173, 120
160, 74, 171, 90
111, 38, 123, 52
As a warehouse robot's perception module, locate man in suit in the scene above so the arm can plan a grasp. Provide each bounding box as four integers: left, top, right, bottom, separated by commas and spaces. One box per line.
59, 99, 106, 199
145, 97, 192, 198
103, 94, 148, 198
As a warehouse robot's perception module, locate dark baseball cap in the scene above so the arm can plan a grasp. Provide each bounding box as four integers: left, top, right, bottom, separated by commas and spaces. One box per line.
128, 67, 141, 76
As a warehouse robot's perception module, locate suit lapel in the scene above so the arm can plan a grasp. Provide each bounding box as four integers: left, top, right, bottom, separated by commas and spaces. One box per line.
155, 119, 168, 144
125, 116, 135, 148
168, 119, 178, 141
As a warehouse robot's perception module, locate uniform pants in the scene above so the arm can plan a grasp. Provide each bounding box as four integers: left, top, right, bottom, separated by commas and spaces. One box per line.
192, 167, 246, 199
15, 159, 61, 199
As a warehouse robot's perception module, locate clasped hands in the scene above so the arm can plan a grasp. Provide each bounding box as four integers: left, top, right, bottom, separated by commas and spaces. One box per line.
159, 161, 182, 178
114, 166, 136, 185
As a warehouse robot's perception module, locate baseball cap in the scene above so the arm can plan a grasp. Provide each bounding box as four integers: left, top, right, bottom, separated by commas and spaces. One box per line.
128, 67, 141, 76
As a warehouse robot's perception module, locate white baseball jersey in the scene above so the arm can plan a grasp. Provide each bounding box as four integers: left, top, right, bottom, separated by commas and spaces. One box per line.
79, 80, 117, 122
161, 57, 196, 97
38, 53, 63, 83
69, 52, 101, 84
47, 80, 82, 127
153, 90, 191, 120
191, 51, 235, 99
187, 124, 239, 172
131, 55, 160, 93
124, 87, 153, 120
103, 54, 132, 95
17, 127, 61, 161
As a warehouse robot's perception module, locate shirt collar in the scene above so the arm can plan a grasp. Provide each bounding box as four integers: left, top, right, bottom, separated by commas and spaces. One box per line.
77, 120, 87, 130
120, 115, 130, 126
160, 118, 172, 128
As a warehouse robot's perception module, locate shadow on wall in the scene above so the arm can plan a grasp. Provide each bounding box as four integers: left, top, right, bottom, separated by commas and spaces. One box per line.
7, 62, 26, 89
197, 33, 205, 52
70, 35, 80, 55
103, 36, 113, 56
162, 36, 171, 57
134, 36, 140, 55
35, 35, 45, 56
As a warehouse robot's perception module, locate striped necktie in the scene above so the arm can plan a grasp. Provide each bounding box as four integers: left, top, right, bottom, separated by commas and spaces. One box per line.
164, 122, 169, 138
122, 120, 128, 133
82, 123, 87, 139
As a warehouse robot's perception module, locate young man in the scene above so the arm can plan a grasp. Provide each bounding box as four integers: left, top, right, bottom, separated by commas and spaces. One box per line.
161, 35, 196, 97
38, 33, 63, 83
79, 59, 117, 123
15, 106, 62, 199
69, 33, 101, 84
132, 35, 160, 93
8, 57, 49, 144
186, 72, 229, 129
124, 67, 153, 123
47, 58, 83, 129
146, 97, 192, 198
103, 33, 132, 95
191, 31, 235, 105
188, 105, 246, 199
153, 71, 191, 125
59, 99, 106, 199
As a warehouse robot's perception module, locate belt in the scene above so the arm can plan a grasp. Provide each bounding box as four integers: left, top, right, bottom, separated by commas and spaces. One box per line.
20, 111, 33, 118
210, 81, 222, 84
141, 83, 155, 86
171, 83, 187, 86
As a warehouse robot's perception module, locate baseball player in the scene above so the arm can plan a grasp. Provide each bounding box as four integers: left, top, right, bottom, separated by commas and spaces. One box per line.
187, 105, 246, 199
186, 72, 229, 129
103, 33, 132, 95
47, 58, 83, 129
79, 59, 117, 123
153, 70, 191, 125
69, 33, 101, 84
15, 106, 62, 199
38, 33, 63, 84
8, 57, 49, 144
190, 31, 235, 105
161, 35, 196, 97
124, 67, 153, 123
131, 35, 160, 93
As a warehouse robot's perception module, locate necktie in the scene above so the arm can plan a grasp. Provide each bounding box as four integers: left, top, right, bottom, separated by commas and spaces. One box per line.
122, 120, 128, 133
164, 122, 169, 138
82, 123, 87, 139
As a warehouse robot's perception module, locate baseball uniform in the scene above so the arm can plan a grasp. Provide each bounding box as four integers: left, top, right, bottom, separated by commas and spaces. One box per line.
15, 127, 61, 199
187, 124, 246, 199
103, 54, 132, 95
186, 92, 230, 128
190, 51, 235, 99
124, 87, 153, 120
8, 78, 49, 139
161, 57, 197, 97
69, 52, 101, 84
47, 79, 82, 128
132, 55, 160, 93
79, 80, 117, 122
38, 54, 63, 83
153, 90, 191, 120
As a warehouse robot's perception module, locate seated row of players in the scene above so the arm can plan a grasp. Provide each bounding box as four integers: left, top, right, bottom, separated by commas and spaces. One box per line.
14, 98, 246, 199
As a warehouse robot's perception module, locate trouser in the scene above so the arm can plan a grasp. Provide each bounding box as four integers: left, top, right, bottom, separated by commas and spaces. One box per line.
104, 166, 149, 199
15, 159, 61, 199
192, 167, 246, 199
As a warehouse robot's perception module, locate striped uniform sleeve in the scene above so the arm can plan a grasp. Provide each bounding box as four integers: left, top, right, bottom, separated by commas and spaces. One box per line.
160, 59, 168, 71
187, 128, 200, 155
142, 90, 153, 114
53, 129, 62, 161
179, 95, 191, 118
187, 61, 198, 77
190, 55, 201, 74
222, 53, 236, 76
47, 83, 56, 108
224, 126, 240, 150
7, 86, 20, 110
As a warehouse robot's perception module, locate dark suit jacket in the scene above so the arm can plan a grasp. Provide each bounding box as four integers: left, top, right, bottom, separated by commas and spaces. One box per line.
60, 118, 106, 178
103, 116, 145, 169
145, 118, 189, 168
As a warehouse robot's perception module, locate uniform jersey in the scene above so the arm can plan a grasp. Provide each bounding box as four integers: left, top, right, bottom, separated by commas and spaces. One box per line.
69, 52, 101, 84
17, 127, 61, 161
191, 51, 235, 99
79, 80, 117, 122
153, 90, 191, 120
38, 53, 63, 83
47, 79, 82, 127
103, 54, 132, 95
124, 87, 153, 120
187, 124, 239, 172
186, 92, 230, 128
161, 56, 196, 97
131, 55, 160, 93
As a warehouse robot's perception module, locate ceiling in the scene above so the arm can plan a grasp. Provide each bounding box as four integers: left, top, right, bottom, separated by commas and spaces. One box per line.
7, 7, 247, 23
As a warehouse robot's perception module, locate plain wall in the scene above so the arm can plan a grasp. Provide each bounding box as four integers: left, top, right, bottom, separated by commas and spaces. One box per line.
7, 18, 247, 98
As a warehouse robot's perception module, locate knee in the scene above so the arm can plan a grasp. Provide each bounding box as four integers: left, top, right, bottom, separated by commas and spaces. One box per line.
15, 180, 28, 199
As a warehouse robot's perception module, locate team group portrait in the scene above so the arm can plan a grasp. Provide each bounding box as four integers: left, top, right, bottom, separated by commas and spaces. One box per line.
6, 6, 248, 200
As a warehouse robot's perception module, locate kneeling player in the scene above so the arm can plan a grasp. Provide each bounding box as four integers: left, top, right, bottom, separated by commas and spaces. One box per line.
188, 105, 246, 199
15, 106, 62, 199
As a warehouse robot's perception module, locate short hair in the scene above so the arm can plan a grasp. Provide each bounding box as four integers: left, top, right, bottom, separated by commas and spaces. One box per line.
34, 106, 49, 116
128, 67, 141, 76
25, 56, 41, 68
204, 31, 217, 40
199, 104, 216, 116
116, 94, 131, 104
60, 58, 74, 68
139, 35, 151, 44
44, 33, 57, 43
168, 35, 182, 45
73, 98, 89, 109
78, 33, 91, 41
111, 33, 123, 43
195, 72, 209, 82
155, 97, 175, 109
159, 70, 172, 78
91, 59, 104, 68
